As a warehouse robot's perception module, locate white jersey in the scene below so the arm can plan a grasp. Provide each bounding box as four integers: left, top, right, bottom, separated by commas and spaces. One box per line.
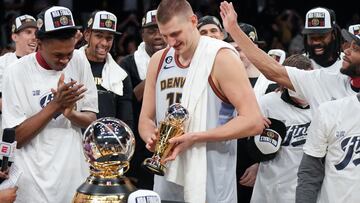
286, 66, 357, 112
303, 95, 360, 203
253, 73, 276, 99
154, 48, 237, 203
2, 51, 98, 203
251, 92, 312, 203
0, 52, 18, 139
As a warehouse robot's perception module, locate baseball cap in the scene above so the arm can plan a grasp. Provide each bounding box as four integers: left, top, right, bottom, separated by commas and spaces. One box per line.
302, 7, 336, 34
268, 49, 286, 64
239, 23, 266, 45
128, 190, 161, 203
36, 6, 81, 34
348, 24, 360, 35
197, 15, 224, 31
341, 29, 360, 47
142, 10, 158, 28
87, 10, 121, 35
247, 118, 286, 162
11, 14, 37, 33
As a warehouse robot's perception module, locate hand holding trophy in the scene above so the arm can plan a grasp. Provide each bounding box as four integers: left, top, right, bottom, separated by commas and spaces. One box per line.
143, 103, 189, 176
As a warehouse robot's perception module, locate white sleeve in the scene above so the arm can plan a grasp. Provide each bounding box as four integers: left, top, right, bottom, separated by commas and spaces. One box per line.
303, 105, 329, 158
286, 66, 322, 107
2, 67, 27, 129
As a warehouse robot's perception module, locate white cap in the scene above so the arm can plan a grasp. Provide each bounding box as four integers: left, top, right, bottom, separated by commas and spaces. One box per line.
128, 190, 161, 203
302, 7, 335, 34
348, 24, 360, 36
12, 14, 37, 33
254, 128, 282, 155
87, 11, 120, 34
37, 6, 81, 33
268, 49, 286, 64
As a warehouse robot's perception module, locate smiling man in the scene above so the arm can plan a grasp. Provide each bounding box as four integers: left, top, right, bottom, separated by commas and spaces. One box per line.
79, 10, 133, 128
0, 14, 38, 138
2, 6, 98, 203
302, 7, 343, 72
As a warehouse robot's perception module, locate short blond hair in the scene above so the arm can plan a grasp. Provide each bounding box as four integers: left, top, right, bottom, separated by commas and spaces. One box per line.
157, 0, 194, 24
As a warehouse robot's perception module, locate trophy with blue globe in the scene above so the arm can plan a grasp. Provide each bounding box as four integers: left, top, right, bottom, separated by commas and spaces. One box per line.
73, 117, 136, 203
143, 103, 189, 176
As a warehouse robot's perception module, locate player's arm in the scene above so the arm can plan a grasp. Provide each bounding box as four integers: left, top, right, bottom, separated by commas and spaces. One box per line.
165, 48, 265, 161
138, 50, 164, 152
296, 153, 325, 203
220, 1, 294, 90
11, 75, 87, 148
200, 48, 264, 141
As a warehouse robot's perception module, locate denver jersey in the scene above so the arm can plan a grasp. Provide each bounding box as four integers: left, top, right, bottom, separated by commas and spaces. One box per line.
154, 47, 238, 203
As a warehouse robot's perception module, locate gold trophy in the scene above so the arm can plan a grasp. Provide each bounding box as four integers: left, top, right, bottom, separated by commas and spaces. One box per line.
143, 103, 189, 176
73, 117, 136, 203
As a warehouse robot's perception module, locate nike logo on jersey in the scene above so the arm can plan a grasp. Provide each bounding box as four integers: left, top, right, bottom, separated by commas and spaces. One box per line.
163, 65, 174, 69
335, 135, 360, 170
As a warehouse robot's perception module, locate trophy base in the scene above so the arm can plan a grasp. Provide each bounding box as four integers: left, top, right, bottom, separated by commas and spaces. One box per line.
73, 176, 136, 203
142, 158, 166, 176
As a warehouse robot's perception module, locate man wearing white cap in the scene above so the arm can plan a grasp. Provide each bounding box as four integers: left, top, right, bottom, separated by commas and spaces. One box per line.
302, 7, 343, 72
120, 9, 166, 190
0, 14, 38, 138
2, 6, 98, 203
79, 10, 133, 129
342, 24, 360, 50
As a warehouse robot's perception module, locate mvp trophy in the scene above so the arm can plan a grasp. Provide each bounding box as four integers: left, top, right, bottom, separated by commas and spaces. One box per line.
143, 103, 189, 176
73, 117, 136, 203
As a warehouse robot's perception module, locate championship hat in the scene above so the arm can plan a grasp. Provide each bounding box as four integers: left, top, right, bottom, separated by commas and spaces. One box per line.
11, 14, 37, 33
36, 6, 81, 34
247, 118, 287, 162
302, 7, 336, 34
348, 24, 360, 36
341, 29, 360, 47
87, 10, 121, 35
128, 190, 161, 203
268, 49, 286, 64
142, 10, 158, 28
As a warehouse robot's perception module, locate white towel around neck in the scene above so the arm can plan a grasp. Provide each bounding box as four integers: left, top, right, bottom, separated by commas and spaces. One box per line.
134, 42, 150, 80
79, 45, 128, 96
165, 36, 236, 203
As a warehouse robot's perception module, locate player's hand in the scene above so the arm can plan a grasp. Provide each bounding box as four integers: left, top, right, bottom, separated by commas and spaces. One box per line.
51, 74, 87, 111
239, 163, 259, 187
163, 132, 198, 162
0, 187, 17, 203
145, 128, 159, 152
220, 1, 238, 33
263, 117, 271, 129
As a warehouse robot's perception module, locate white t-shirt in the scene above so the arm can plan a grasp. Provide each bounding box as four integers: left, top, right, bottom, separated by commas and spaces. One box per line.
286, 66, 357, 112
303, 95, 360, 203
2, 50, 98, 203
251, 91, 312, 203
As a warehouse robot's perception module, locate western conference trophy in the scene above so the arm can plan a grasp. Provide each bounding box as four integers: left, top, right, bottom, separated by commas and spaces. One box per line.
73, 117, 136, 203
143, 103, 189, 176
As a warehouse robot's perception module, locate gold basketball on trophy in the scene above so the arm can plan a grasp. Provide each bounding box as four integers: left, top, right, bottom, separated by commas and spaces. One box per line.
142, 103, 189, 176
73, 117, 136, 203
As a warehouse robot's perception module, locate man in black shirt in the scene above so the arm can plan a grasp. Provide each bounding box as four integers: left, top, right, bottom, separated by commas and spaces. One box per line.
120, 9, 166, 189
79, 10, 134, 129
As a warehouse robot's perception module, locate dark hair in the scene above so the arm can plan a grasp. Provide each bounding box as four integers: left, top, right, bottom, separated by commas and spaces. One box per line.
36, 29, 78, 41
283, 54, 313, 70
157, 0, 193, 24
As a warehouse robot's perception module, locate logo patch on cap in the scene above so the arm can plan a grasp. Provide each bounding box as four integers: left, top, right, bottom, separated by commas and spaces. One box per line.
259, 129, 280, 147
51, 9, 73, 28
248, 31, 256, 41
307, 12, 325, 27
99, 14, 115, 29
37, 19, 44, 29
